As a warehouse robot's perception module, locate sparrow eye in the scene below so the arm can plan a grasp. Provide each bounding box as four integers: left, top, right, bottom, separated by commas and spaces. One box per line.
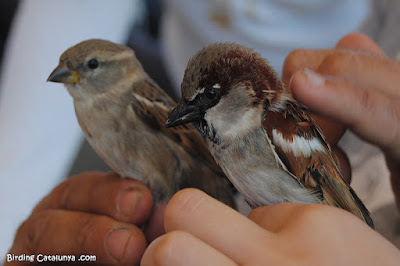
206, 88, 217, 99
205, 84, 220, 99
87, 58, 99, 69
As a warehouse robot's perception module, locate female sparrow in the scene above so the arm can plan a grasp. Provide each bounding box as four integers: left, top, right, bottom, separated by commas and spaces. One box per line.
47, 39, 234, 207
166, 42, 374, 228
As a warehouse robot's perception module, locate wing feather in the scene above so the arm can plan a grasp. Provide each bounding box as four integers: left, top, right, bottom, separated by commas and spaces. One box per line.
264, 100, 374, 228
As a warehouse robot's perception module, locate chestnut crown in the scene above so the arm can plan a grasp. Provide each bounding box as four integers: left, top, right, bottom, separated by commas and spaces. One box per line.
166, 42, 285, 129
182, 42, 283, 104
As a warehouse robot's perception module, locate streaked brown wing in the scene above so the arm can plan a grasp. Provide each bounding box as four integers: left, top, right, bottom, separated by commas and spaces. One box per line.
130, 77, 223, 175
264, 100, 373, 228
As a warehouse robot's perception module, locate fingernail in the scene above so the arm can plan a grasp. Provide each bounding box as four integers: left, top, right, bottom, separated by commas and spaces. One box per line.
105, 227, 134, 261
117, 187, 143, 219
303, 68, 325, 87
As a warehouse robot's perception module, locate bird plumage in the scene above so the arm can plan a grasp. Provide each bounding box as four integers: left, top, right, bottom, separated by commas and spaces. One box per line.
48, 39, 234, 207
166, 42, 374, 228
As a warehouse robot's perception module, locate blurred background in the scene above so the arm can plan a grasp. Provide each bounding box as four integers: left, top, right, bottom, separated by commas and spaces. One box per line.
1, 0, 399, 258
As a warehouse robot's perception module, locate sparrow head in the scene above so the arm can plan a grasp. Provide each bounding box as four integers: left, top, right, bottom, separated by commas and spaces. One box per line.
48, 39, 142, 100
166, 42, 287, 142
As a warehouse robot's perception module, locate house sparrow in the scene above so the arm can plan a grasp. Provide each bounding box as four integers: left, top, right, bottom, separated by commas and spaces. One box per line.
166, 42, 374, 228
47, 39, 234, 207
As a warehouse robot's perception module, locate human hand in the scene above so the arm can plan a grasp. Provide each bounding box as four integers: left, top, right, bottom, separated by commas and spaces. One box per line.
142, 188, 400, 265
283, 33, 400, 209
6, 171, 165, 265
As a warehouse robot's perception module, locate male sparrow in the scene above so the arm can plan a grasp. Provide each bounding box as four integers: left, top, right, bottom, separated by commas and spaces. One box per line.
166, 42, 374, 228
47, 39, 234, 207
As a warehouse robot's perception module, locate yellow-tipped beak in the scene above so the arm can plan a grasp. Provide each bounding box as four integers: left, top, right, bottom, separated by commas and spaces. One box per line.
47, 65, 82, 84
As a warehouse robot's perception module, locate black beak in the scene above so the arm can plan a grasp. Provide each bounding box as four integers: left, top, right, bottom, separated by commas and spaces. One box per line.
165, 102, 202, 128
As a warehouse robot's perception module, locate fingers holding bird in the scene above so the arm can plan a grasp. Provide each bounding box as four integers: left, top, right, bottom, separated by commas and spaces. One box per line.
143, 189, 276, 266
282, 33, 393, 147
7, 172, 164, 266
143, 189, 394, 265
11, 208, 146, 265
32, 171, 153, 225
283, 33, 400, 187
286, 33, 400, 161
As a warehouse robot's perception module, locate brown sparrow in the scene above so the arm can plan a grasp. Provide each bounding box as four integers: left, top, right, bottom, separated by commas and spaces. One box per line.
47, 39, 234, 207
166, 42, 374, 228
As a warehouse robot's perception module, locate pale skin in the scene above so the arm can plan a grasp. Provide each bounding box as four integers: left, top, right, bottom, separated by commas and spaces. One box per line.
6, 33, 400, 265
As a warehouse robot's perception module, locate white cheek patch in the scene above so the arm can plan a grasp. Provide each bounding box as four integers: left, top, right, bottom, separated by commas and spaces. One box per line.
205, 106, 260, 140
272, 129, 325, 157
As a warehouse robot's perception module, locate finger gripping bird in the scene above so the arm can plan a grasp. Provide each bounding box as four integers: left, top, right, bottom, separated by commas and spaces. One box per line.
166, 42, 374, 228
47, 39, 234, 207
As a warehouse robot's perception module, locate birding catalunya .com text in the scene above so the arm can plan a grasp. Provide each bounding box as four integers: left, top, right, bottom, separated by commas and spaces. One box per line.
6, 253, 97, 263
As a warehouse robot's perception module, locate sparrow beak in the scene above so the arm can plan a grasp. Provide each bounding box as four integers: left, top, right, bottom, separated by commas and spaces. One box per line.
165, 102, 202, 128
47, 65, 82, 84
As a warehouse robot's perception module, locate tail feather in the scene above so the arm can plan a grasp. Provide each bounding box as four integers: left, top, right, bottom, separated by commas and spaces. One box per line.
349, 187, 374, 229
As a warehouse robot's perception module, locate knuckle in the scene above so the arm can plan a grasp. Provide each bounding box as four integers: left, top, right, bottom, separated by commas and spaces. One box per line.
13, 219, 36, 253
295, 204, 334, 226
384, 99, 400, 152
318, 52, 349, 75
283, 49, 308, 73
14, 210, 53, 253
354, 88, 385, 133
248, 205, 277, 223
31, 180, 72, 213
358, 88, 375, 112
247, 206, 265, 221
76, 215, 105, 253
54, 180, 73, 209
46, 171, 106, 210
